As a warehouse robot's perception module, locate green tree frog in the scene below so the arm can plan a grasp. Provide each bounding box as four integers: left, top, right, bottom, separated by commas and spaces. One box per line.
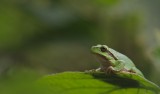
89, 44, 160, 92
91, 44, 144, 77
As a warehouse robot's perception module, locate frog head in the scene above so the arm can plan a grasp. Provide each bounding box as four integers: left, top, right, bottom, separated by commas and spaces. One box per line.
91, 44, 117, 67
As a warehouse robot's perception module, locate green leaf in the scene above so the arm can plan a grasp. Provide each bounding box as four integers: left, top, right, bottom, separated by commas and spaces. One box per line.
37, 72, 160, 94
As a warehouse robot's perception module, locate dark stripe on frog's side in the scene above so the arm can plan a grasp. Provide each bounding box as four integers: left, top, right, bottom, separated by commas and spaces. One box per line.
106, 48, 118, 60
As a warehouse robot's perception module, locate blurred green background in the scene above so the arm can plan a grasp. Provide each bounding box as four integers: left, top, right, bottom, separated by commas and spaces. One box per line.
0, 0, 160, 93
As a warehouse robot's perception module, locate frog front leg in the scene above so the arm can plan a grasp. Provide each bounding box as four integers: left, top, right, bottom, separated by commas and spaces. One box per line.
105, 60, 125, 74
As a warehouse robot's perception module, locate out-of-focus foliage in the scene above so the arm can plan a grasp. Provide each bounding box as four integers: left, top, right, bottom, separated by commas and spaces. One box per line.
149, 30, 160, 87
0, 0, 151, 74
0, 68, 44, 94
0, 0, 160, 94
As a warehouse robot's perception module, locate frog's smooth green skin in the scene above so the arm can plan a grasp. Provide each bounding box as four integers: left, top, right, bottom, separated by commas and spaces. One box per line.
91, 44, 144, 77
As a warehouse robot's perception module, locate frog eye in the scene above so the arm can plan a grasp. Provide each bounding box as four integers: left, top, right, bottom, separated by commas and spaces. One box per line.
100, 46, 107, 52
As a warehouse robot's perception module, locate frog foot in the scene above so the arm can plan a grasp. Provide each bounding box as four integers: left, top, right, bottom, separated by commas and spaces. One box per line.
106, 66, 117, 74
85, 69, 95, 73
85, 68, 101, 73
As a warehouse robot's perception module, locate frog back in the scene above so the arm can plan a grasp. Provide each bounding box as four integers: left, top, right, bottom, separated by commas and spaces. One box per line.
109, 48, 136, 67
109, 48, 144, 77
